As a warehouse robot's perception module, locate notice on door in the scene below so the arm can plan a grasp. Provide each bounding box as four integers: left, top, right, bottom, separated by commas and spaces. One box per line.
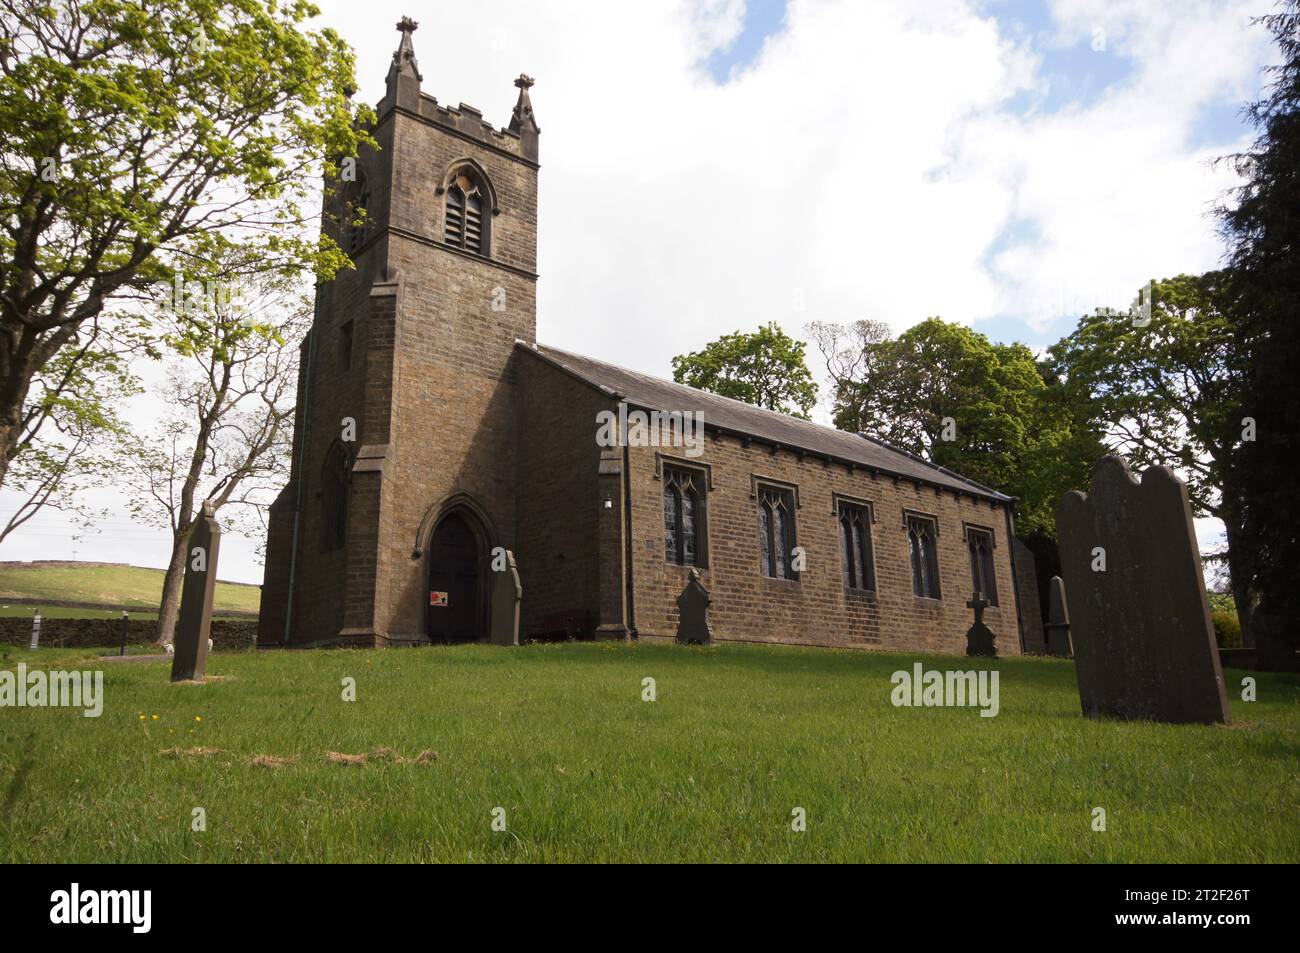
430, 591, 449, 607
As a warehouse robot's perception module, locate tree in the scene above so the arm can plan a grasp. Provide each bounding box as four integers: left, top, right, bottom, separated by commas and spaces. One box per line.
810, 317, 1102, 536
1047, 274, 1252, 634
1216, 2, 1300, 668
125, 265, 306, 646
0, 0, 372, 490
671, 322, 818, 419
0, 310, 147, 544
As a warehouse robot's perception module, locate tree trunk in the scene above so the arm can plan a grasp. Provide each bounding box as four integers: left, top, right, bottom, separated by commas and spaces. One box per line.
1222, 515, 1255, 648
154, 529, 192, 646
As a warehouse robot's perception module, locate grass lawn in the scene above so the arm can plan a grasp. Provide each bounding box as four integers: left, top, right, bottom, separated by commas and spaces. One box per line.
0, 563, 260, 614
0, 641, 1295, 863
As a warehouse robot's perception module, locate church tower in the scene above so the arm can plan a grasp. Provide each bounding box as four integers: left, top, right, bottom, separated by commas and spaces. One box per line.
259, 18, 540, 646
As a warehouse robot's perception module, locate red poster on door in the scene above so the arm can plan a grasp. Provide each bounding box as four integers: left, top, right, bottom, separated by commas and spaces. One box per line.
430, 591, 449, 607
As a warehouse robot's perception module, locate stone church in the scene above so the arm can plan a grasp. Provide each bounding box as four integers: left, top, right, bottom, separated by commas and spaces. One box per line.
258, 20, 1038, 655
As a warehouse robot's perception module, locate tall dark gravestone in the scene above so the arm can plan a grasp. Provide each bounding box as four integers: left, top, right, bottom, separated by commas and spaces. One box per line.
675, 569, 713, 645
1044, 576, 1073, 657
1057, 456, 1229, 724
171, 501, 222, 683
489, 549, 521, 646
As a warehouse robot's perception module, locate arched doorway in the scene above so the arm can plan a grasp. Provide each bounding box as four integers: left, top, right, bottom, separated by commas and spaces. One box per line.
426, 512, 483, 644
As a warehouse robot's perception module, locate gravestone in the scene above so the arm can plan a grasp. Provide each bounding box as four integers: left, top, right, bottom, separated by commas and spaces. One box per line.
1044, 576, 1073, 657
171, 502, 221, 683
675, 569, 713, 645
489, 549, 521, 646
964, 592, 996, 657
1057, 455, 1229, 724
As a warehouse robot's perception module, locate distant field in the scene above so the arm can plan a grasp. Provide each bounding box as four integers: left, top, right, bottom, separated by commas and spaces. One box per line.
0, 562, 260, 616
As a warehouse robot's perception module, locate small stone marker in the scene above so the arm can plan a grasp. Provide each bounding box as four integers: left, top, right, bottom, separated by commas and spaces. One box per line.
1057, 456, 1229, 724
675, 569, 713, 645
964, 592, 996, 657
1044, 576, 1073, 657
119, 611, 130, 657
29, 610, 40, 650
171, 502, 222, 683
489, 549, 521, 646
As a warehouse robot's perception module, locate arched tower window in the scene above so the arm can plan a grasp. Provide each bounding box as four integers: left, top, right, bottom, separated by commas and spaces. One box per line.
444, 167, 489, 254
320, 443, 351, 552
347, 173, 370, 253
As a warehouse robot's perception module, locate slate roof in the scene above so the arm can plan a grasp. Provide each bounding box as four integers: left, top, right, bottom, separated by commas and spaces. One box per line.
518, 341, 1013, 503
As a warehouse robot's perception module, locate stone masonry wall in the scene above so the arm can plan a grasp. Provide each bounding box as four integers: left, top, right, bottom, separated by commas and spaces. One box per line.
627, 429, 1023, 655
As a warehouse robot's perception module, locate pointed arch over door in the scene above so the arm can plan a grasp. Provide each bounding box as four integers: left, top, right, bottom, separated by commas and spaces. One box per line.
423, 499, 494, 644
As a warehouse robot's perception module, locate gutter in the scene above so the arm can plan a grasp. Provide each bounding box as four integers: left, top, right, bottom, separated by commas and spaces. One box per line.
623, 432, 637, 638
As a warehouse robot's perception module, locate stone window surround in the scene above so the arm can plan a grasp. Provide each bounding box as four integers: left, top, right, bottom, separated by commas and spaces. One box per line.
834, 492, 878, 594
962, 521, 999, 607
754, 476, 800, 582
902, 507, 942, 601
661, 461, 710, 569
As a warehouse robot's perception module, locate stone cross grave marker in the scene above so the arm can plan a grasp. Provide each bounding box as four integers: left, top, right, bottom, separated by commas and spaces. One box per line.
1044, 576, 1073, 657
171, 501, 222, 683
675, 569, 713, 645
965, 592, 997, 657
489, 549, 521, 646
1056, 455, 1229, 724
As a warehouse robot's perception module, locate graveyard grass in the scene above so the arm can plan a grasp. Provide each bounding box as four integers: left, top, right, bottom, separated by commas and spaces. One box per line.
0, 642, 1296, 863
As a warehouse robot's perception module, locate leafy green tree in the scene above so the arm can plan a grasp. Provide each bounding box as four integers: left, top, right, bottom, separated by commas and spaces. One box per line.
671, 321, 818, 419
125, 255, 306, 646
0, 0, 373, 490
0, 314, 145, 544
1217, 2, 1300, 668
1048, 274, 1251, 631
810, 317, 1102, 536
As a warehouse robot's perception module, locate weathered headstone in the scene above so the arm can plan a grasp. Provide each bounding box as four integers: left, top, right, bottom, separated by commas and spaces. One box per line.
171, 501, 221, 683
1044, 576, 1073, 657
965, 592, 996, 657
489, 549, 521, 646
1057, 455, 1229, 724
675, 569, 713, 645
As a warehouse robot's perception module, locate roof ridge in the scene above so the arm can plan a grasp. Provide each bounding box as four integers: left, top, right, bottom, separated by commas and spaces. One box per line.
534, 341, 853, 438
521, 340, 1011, 502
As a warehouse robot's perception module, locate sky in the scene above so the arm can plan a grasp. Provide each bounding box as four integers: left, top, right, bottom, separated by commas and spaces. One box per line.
0, 0, 1274, 585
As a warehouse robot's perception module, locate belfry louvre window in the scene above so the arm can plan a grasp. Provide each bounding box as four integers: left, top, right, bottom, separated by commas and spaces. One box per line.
445, 171, 486, 253
663, 466, 707, 567
907, 513, 941, 598
839, 501, 875, 591
758, 485, 797, 579
967, 527, 998, 606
